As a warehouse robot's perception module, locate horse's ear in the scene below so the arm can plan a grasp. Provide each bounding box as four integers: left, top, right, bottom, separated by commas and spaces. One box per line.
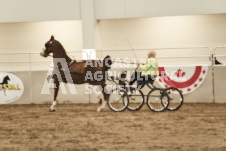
50, 35, 54, 41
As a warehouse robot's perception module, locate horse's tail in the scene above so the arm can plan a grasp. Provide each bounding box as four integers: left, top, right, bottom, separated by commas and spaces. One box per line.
103, 55, 112, 71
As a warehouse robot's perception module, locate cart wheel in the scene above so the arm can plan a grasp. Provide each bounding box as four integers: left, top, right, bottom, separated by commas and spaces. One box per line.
147, 88, 169, 112
108, 88, 129, 112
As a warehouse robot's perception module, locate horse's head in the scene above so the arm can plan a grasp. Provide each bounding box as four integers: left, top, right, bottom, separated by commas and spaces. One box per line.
4, 76, 10, 82
40, 35, 56, 57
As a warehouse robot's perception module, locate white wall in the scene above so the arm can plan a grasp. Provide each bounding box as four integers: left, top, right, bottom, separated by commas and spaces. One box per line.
1, 0, 226, 51
1, 0, 226, 22
94, 14, 226, 66
214, 66, 226, 103
96, 14, 226, 50
0, 0, 80, 23
81, 0, 96, 49
0, 21, 82, 52
11, 66, 218, 104
0, 20, 83, 71
95, 0, 226, 19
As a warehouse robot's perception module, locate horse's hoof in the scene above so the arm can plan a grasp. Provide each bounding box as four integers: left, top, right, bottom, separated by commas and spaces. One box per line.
49, 109, 56, 112
97, 108, 101, 112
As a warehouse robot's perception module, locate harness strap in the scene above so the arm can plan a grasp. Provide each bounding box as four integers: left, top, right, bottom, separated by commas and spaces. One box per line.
69, 60, 76, 66
53, 67, 86, 75
66, 60, 86, 75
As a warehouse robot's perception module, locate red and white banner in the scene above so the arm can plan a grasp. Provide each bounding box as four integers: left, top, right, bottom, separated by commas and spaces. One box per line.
157, 66, 208, 94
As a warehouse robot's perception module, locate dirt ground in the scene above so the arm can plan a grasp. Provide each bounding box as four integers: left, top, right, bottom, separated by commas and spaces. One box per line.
0, 103, 226, 151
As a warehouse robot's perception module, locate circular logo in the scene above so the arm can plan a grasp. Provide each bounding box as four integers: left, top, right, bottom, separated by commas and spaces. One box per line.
0, 72, 24, 104
157, 66, 208, 94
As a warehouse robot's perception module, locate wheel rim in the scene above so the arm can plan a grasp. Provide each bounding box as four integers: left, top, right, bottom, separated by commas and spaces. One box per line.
108, 89, 128, 112
127, 89, 144, 111
166, 88, 183, 111
147, 89, 168, 112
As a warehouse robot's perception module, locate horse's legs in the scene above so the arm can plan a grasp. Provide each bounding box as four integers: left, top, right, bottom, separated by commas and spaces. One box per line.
50, 79, 59, 112
3, 85, 8, 96
94, 86, 102, 104
97, 85, 109, 112
96, 94, 102, 104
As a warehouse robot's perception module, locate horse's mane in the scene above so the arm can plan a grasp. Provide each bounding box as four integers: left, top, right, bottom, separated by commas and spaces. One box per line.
52, 39, 72, 62
54, 40, 67, 54
51, 37, 112, 70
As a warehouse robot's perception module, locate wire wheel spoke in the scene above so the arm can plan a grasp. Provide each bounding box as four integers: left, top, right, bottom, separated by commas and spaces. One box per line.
165, 87, 183, 111
147, 89, 168, 112
127, 89, 144, 111
108, 89, 129, 112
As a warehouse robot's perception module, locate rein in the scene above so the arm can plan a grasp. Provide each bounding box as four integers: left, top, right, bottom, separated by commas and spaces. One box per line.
46, 53, 87, 75
47, 53, 139, 76
52, 61, 86, 76
56, 67, 86, 75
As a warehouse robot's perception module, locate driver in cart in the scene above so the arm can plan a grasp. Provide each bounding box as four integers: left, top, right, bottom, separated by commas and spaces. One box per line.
125, 50, 159, 90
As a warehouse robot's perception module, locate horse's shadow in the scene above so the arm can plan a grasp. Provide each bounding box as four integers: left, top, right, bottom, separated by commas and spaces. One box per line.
0, 75, 10, 96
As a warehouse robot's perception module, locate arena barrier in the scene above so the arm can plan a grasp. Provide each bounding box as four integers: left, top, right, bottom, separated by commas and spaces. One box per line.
0, 46, 225, 104
212, 46, 226, 103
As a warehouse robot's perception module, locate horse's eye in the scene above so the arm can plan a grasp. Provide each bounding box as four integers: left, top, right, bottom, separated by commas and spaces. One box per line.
45, 43, 49, 47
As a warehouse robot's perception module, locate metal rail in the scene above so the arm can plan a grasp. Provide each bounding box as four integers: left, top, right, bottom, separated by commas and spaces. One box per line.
95, 46, 211, 51
0, 50, 85, 55
0, 46, 222, 104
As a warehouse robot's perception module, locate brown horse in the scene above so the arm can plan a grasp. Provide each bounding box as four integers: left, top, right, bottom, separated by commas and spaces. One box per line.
40, 36, 112, 112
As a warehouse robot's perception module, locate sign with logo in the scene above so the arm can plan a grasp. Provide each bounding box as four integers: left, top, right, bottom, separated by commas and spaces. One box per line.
0, 72, 24, 104
157, 66, 208, 94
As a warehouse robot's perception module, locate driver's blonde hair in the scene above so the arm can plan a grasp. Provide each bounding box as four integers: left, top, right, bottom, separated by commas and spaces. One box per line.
148, 50, 156, 58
